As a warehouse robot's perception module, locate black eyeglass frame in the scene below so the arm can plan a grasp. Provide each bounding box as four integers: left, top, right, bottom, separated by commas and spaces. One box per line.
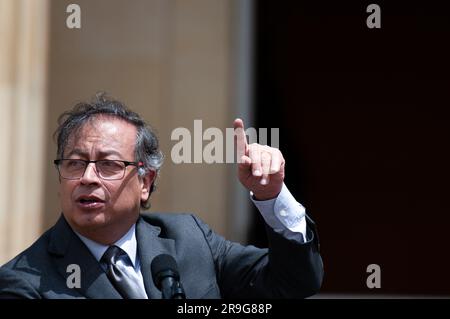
53, 159, 144, 180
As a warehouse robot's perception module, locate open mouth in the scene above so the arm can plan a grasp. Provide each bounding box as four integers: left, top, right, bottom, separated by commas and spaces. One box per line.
76, 196, 105, 209
79, 198, 104, 204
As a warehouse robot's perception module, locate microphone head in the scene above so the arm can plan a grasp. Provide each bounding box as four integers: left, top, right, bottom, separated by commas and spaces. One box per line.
151, 254, 180, 290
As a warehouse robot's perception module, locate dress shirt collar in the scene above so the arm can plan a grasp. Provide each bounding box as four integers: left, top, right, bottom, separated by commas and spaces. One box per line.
75, 223, 138, 268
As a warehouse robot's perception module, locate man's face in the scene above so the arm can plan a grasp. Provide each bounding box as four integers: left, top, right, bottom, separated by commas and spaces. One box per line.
59, 116, 153, 242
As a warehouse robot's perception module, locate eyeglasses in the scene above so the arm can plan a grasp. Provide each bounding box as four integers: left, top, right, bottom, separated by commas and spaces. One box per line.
54, 159, 143, 180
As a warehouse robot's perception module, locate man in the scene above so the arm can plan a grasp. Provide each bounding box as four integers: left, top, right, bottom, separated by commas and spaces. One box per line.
0, 94, 323, 299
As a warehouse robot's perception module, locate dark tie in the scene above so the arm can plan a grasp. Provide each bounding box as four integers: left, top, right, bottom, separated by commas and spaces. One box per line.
101, 245, 146, 299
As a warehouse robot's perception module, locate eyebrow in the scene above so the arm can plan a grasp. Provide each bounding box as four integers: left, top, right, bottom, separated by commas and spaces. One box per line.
65, 149, 125, 159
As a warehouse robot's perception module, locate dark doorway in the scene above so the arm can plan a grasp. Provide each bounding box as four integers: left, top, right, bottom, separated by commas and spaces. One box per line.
251, 1, 450, 295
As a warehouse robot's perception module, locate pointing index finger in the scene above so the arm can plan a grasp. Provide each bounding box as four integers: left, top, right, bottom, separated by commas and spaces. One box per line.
234, 118, 248, 161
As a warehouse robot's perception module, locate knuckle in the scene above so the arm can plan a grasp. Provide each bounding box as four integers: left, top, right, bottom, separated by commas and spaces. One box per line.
251, 156, 261, 164
261, 152, 271, 161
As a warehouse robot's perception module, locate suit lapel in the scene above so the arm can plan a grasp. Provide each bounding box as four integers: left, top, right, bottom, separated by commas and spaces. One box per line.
48, 215, 121, 299
136, 216, 176, 299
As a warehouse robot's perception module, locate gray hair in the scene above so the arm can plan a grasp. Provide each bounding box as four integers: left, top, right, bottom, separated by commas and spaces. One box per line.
53, 92, 163, 209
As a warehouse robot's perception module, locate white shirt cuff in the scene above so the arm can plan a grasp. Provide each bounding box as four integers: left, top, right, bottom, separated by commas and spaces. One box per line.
250, 183, 307, 243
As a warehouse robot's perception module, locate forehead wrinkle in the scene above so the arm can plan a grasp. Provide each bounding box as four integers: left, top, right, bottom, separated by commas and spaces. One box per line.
64, 116, 137, 159
65, 148, 124, 159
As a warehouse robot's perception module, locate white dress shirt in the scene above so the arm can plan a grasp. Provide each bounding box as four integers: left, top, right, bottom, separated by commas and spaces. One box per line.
250, 183, 308, 243
76, 224, 149, 298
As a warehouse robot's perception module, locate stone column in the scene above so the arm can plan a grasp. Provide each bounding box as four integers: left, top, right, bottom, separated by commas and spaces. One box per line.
0, 0, 49, 263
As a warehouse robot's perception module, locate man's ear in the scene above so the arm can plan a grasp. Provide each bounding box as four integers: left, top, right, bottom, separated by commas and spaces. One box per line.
140, 170, 156, 202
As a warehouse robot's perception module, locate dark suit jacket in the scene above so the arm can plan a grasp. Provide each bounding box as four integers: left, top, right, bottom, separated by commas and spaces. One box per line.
0, 212, 323, 299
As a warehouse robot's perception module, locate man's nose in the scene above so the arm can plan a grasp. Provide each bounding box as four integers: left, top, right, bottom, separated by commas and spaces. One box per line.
80, 163, 101, 184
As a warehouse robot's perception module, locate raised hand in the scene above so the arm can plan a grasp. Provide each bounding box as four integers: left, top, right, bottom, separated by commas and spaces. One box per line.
234, 118, 285, 200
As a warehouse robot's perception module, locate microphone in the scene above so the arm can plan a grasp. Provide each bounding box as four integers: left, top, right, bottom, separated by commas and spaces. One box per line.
151, 254, 186, 299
